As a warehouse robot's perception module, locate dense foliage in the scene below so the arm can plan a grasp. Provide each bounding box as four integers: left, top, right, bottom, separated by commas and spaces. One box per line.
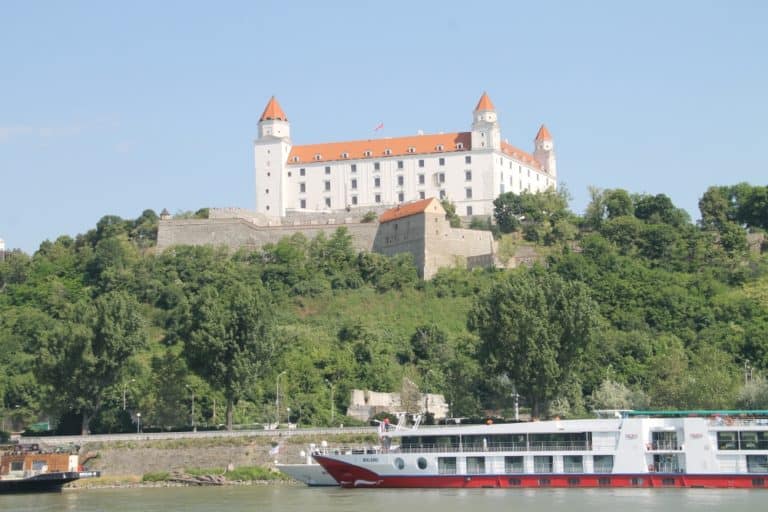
1, 184, 767, 433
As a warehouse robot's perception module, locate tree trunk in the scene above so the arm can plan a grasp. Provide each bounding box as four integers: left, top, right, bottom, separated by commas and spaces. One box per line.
226, 399, 234, 431
81, 413, 92, 435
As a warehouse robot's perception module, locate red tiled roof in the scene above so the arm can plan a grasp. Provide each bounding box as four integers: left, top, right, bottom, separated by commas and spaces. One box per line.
501, 141, 543, 170
474, 92, 495, 111
379, 197, 441, 223
535, 124, 552, 141
260, 96, 287, 122
288, 132, 471, 165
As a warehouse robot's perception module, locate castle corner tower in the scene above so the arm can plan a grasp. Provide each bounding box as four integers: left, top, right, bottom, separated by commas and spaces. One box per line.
471, 92, 501, 151
255, 96, 292, 216
533, 124, 557, 180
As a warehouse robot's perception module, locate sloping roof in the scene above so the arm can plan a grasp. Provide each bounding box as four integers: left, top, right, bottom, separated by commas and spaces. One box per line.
379, 197, 442, 223
501, 141, 543, 170
260, 96, 287, 122
474, 92, 495, 111
288, 132, 471, 165
535, 124, 552, 141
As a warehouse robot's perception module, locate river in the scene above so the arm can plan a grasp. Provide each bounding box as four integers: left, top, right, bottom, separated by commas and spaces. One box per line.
1, 485, 765, 512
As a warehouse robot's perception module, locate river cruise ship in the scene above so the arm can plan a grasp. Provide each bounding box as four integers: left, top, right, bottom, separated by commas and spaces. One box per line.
314, 410, 768, 489
0, 444, 100, 493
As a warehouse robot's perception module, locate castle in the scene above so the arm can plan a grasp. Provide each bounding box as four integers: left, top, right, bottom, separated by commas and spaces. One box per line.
156, 93, 557, 278
254, 92, 557, 219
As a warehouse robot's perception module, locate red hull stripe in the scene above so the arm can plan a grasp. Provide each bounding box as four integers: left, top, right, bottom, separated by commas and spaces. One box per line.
314, 456, 768, 489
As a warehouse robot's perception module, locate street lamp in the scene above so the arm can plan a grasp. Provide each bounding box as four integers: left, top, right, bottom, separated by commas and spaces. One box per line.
275, 371, 287, 427
185, 385, 196, 432
122, 378, 136, 410
325, 379, 335, 424
136, 412, 141, 433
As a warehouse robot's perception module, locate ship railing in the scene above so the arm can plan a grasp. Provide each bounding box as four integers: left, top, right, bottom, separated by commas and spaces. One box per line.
708, 418, 768, 428
650, 441, 682, 451
563, 464, 584, 473
650, 463, 683, 473
394, 441, 591, 454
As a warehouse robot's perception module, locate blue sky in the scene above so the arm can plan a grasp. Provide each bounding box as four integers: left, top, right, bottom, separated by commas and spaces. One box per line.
1, 1, 767, 253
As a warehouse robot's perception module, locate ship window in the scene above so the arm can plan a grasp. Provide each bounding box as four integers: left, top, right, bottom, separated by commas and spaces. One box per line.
533, 456, 553, 473
394, 457, 405, 470
538, 478, 551, 487
598, 477, 612, 487
438, 457, 457, 475
564, 455, 583, 473
508, 478, 521, 486
568, 477, 580, 487
661, 478, 675, 486
630, 477, 643, 487
717, 432, 738, 450
11, 461, 23, 471
466, 456, 486, 474
504, 456, 524, 473
593, 455, 614, 473
417, 457, 428, 470
747, 455, 768, 473
740, 431, 768, 450
753, 478, 765, 487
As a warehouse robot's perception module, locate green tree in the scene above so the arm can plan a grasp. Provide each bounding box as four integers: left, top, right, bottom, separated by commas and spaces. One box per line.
469, 268, 599, 417
441, 200, 462, 228
182, 283, 276, 430
31, 291, 148, 434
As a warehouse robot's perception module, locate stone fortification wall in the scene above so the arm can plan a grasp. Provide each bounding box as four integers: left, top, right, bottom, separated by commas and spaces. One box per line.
156, 218, 378, 253
422, 213, 495, 279
346, 389, 449, 421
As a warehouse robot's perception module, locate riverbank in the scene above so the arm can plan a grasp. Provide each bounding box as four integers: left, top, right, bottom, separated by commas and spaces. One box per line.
55, 431, 377, 488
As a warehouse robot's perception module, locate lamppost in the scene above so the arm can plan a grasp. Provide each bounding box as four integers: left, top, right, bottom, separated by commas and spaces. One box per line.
275, 371, 287, 427
185, 385, 196, 432
325, 379, 335, 424
122, 378, 136, 410
136, 412, 141, 433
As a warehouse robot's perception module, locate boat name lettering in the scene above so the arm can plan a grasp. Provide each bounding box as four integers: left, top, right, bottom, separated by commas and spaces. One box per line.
362, 457, 379, 463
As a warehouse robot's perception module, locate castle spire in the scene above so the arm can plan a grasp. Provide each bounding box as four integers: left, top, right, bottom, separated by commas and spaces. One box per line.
535, 124, 552, 141
260, 96, 288, 122
474, 92, 496, 112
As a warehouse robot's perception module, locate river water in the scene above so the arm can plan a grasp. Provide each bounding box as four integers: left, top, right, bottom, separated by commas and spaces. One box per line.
1, 485, 764, 512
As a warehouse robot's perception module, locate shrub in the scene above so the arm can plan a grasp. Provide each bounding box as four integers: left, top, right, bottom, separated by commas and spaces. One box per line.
142, 471, 170, 482
224, 466, 289, 481
361, 211, 377, 223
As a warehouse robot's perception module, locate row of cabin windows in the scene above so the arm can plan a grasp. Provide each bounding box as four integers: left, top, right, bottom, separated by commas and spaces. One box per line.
400, 432, 592, 451
717, 431, 768, 450
432, 455, 614, 475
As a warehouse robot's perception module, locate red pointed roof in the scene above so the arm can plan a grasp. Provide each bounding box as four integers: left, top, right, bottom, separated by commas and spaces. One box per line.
260, 96, 287, 122
379, 197, 442, 223
535, 124, 552, 141
474, 92, 495, 111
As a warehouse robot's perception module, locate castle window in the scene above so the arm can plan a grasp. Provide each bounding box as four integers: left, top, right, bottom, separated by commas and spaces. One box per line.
325, 166, 331, 174
419, 191, 425, 199
465, 188, 473, 199
265, 189, 269, 194
351, 178, 358, 190
385, 148, 392, 156
341, 152, 349, 159
374, 162, 381, 171
374, 177, 381, 188
292, 156, 300, 163
287, 171, 291, 177
418, 159, 425, 168
325, 181, 331, 191
397, 175, 404, 186
300, 168, 306, 176
375, 194, 381, 203
418, 174, 425, 185
351, 164, 357, 173
408, 147, 415, 153
465, 155, 472, 164
439, 157, 445, 166
351, 195, 358, 205
466, 206, 473, 216
438, 172, 446, 183
456, 142, 464, 150
439, 190, 446, 199
398, 192, 405, 203
266, 205, 270, 211
314, 154, 322, 161
364, 150, 372, 157
300, 199, 306, 209
436, 144, 444, 151
397, 160, 404, 169
325, 197, 331, 207
465, 170, 472, 181
299, 183, 306, 193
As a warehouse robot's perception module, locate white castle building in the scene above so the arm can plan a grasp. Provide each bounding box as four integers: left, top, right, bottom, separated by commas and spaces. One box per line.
254, 93, 557, 218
